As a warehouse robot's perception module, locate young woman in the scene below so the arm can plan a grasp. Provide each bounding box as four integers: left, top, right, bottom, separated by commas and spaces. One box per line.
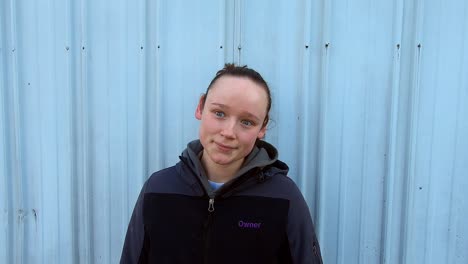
120, 64, 323, 264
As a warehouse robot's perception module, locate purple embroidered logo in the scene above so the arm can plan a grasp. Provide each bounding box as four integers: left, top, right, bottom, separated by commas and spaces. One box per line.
238, 220, 262, 229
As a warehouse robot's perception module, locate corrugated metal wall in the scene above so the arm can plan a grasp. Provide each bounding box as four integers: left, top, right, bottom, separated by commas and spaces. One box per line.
1, 0, 467, 263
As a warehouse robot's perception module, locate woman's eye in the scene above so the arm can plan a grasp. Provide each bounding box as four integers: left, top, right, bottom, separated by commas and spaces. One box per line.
241, 120, 253, 126
214, 111, 225, 118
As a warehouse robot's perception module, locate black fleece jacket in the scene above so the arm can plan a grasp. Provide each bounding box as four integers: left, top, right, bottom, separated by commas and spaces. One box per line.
120, 140, 323, 264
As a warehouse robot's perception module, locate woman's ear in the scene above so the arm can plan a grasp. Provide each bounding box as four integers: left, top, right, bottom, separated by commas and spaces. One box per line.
195, 95, 205, 120
257, 125, 267, 139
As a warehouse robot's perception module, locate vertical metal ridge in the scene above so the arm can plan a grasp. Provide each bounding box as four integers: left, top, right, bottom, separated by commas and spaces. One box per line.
0, 3, 12, 262
298, 0, 312, 197
382, 0, 404, 261
57, 0, 74, 259
337, 1, 351, 263
358, 8, 372, 261
122, 0, 129, 229
35, 2, 45, 259
317, 0, 331, 244
446, 8, 468, 263
37, 0, 53, 261
218, 0, 226, 66
120, 0, 129, 251
152, 0, 162, 171
7, 0, 24, 262
54, 4, 63, 257
357, 2, 374, 261
138, 0, 146, 174
67, 0, 83, 262
76, 0, 91, 261
68, 0, 78, 262
104, 1, 112, 261
223, 0, 234, 63
336, 92, 346, 264
402, 0, 425, 261
52, 1, 60, 261
424, 2, 444, 262
233, 0, 242, 64
0, 4, 8, 261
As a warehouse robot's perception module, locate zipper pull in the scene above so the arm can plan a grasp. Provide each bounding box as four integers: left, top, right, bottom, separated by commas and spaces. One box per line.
208, 198, 215, 212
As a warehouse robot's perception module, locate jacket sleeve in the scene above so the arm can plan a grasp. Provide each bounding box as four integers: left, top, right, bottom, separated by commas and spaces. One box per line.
286, 183, 323, 264
120, 181, 148, 264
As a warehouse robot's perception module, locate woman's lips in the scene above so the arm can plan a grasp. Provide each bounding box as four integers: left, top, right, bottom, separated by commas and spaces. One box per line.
215, 142, 235, 152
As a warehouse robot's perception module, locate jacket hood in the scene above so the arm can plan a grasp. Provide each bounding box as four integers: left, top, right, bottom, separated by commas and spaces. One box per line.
180, 139, 288, 196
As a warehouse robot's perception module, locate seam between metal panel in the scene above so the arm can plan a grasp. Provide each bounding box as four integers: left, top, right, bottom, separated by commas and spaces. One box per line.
402, 0, 425, 262
153, 0, 162, 171
77, 0, 91, 261
317, 0, 331, 246
299, 0, 312, 199
381, 0, 404, 262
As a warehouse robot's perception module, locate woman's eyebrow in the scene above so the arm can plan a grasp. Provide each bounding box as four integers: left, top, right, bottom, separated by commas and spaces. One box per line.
211, 103, 228, 109
242, 112, 261, 122
210, 102, 261, 122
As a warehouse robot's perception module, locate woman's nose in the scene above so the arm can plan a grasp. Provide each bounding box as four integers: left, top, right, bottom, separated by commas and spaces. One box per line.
220, 120, 236, 138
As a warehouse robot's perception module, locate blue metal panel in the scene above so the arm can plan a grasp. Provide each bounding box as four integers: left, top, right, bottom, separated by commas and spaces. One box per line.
1, 0, 468, 263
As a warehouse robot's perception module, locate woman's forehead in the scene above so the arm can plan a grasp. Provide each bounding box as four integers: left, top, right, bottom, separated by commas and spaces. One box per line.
206, 76, 268, 116
208, 76, 268, 100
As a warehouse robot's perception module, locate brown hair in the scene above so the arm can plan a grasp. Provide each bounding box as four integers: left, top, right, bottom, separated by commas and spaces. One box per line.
201, 63, 271, 128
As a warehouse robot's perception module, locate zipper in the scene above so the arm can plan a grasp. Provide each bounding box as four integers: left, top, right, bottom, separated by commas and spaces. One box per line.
204, 198, 215, 264
180, 157, 266, 263
208, 198, 214, 212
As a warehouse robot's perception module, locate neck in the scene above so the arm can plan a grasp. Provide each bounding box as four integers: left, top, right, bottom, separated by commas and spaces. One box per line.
201, 151, 243, 183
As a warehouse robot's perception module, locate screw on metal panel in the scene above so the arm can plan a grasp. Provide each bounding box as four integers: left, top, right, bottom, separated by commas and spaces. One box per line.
396, 44, 400, 49
32, 209, 37, 221
28, 82, 30, 85
140, 46, 143, 50
82, 46, 85, 50
325, 43, 330, 48
220, 46, 223, 49
65, 46, 69, 51
417, 43, 421, 48
237, 45, 242, 50
305, 45, 309, 49
157, 45, 160, 49
12, 48, 15, 52
419, 186, 423, 190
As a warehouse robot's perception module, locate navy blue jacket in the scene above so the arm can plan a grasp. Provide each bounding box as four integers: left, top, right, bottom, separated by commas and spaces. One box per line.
120, 141, 323, 264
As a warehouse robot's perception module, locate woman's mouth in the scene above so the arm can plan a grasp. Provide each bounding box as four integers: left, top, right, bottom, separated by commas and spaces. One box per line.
215, 142, 235, 152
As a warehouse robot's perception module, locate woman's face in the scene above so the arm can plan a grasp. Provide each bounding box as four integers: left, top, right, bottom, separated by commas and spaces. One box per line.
195, 75, 268, 168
